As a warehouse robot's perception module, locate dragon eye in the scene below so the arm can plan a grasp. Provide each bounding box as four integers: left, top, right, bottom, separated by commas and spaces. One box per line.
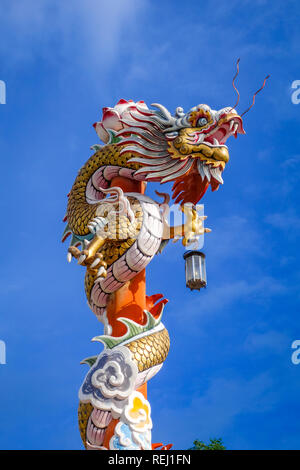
197, 117, 208, 127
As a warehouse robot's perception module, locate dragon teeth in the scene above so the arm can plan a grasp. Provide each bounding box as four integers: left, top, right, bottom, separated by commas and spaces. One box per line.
210, 167, 224, 184
229, 120, 234, 131
213, 138, 219, 146
203, 165, 211, 182
198, 160, 217, 182
197, 160, 206, 181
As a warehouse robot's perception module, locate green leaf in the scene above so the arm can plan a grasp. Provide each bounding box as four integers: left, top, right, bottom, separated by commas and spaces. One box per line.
92, 309, 163, 349
189, 438, 226, 450
80, 356, 98, 367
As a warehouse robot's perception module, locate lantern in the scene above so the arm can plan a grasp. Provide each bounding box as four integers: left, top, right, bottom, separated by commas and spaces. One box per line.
183, 250, 207, 290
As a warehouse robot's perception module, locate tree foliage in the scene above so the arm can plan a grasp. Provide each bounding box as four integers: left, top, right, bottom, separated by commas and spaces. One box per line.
190, 438, 226, 450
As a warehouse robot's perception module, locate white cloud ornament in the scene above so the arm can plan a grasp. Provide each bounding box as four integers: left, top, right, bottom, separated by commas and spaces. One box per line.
79, 346, 138, 418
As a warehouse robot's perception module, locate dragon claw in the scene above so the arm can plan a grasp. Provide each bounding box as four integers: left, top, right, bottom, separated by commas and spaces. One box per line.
96, 266, 107, 279
67, 233, 107, 279
68, 246, 106, 273
78, 254, 87, 265
181, 206, 211, 247
90, 253, 106, 270
68, 246, 81, 259
90, 258, 101, 269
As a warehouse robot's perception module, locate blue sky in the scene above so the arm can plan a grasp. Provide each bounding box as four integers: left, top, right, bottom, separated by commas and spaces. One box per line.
0, 0, 300, 450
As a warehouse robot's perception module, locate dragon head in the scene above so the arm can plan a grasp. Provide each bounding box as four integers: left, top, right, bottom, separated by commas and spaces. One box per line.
159, 103, 245, 204
93, 99, 245, 205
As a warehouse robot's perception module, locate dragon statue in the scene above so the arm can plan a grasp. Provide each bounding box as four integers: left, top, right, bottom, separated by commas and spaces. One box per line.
63, 62, 270, 448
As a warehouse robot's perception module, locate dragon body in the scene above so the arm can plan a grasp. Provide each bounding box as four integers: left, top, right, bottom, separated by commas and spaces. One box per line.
63, 99, 244, 450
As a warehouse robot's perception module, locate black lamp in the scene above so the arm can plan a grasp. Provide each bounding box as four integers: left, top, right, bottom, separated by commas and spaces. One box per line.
183, 250, 207, 290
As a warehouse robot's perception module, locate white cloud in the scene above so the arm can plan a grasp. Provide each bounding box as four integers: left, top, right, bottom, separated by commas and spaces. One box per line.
265, 210, 300, 232
0, 0, 146, 68
281, 155, 300, 169
207, 214, 265, 261
167, 276, 287, 328
244, 330, 288, 353
156, 372, 276, 449
191, 276, 286, 317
